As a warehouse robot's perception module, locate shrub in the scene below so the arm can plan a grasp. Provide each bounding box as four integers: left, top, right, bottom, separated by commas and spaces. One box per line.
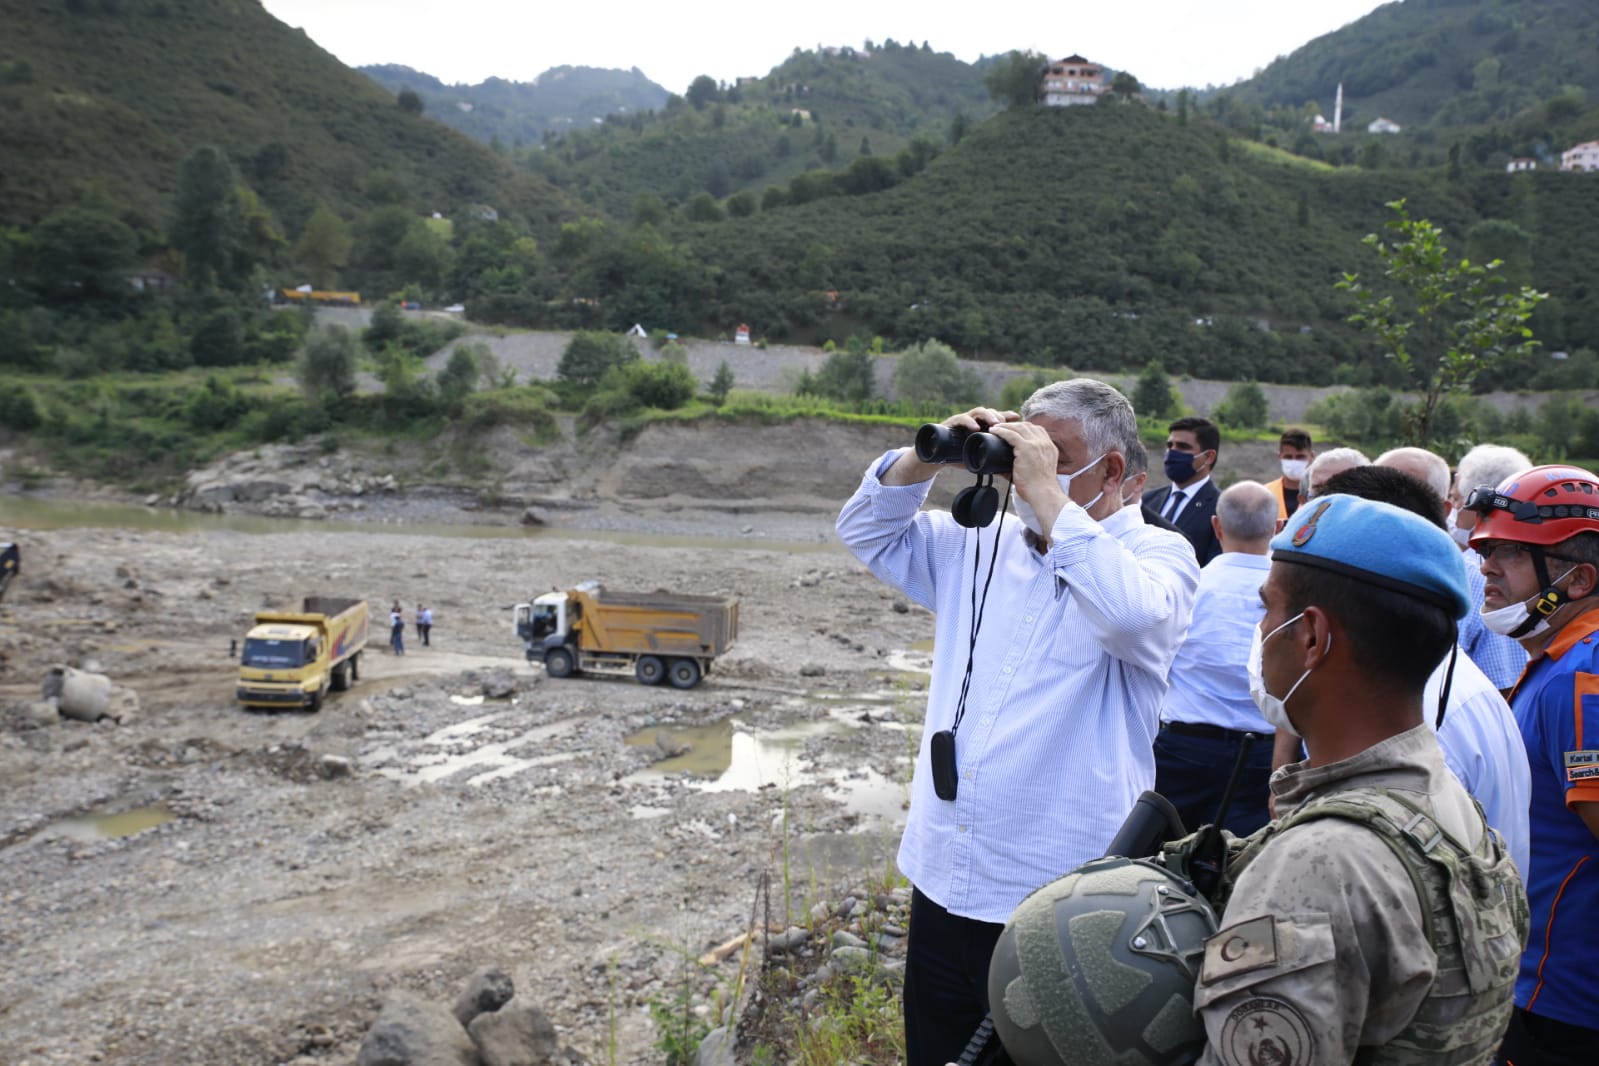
618, 359, 698, 410
0, 384, 44, 430
1214, 381, 1269, 429
559, 330, 637, 387
893, 340, 983, 407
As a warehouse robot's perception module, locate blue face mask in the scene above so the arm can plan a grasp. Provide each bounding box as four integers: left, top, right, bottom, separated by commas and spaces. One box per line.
1164, 449, 1201, 484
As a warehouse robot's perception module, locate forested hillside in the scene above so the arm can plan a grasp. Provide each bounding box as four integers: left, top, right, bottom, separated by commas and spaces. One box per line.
360, 64, 669, 147
519, 40, 998, 217
1225, 0, 1599, 130
0, 0, 576, 237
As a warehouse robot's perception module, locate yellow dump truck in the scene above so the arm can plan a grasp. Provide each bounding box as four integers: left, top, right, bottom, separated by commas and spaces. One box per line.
0, 542, 17, 604
514, 580, 738, 689
236, 597, 368, 711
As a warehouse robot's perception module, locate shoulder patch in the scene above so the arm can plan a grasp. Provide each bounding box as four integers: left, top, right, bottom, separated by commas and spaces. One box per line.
1201, 915, 1279, 985
1218, 995, 1315, 1066
1567, 750, 1599, 782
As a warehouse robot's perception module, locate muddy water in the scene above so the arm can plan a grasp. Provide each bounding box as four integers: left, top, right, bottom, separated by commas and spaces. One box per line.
34, 804, 176, 843
0, 495, 836, 554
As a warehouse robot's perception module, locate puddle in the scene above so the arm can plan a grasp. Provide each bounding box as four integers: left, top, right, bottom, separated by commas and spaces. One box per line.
36, 804, 176, 843
449, 694, 486, 707
366, 714, 576, 787
624, 710, 910, 828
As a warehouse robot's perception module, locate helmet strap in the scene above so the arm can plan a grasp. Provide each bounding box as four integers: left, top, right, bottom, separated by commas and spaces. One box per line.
1510, 546, 1572, 638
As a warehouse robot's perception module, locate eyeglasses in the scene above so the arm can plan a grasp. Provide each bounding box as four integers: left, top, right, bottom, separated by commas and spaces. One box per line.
1477, 541, 1581, 566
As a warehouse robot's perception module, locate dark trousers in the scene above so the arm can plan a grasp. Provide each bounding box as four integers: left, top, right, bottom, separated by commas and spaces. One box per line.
904, 887, 1006, 1066
417, 623, 430, 646
1152, 725, 1275, 838
1496, 1006, 1599, 1066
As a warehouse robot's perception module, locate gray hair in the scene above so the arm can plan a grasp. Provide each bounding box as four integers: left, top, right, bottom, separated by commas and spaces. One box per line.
1122, 432, 1150, 477
1305, 447, 1371, 495
1216, 481, 1278, 541
1376, 446, 1451, 500
1021, 379, 1136, 460
1456, 443, 1534, 496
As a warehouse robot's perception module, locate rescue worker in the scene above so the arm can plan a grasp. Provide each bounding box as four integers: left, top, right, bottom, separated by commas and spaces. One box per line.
1463, 465, 1599, 1066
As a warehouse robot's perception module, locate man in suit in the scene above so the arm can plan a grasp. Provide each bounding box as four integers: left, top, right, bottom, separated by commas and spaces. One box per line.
1119, 428, 1183, 534
1143, 416, 1222, 564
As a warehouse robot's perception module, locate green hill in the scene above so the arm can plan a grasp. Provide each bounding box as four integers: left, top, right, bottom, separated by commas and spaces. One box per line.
0, 0, 577, 238
360, 64, 670, 147
1225, 0, 1599, 131
521, 41, 998, 218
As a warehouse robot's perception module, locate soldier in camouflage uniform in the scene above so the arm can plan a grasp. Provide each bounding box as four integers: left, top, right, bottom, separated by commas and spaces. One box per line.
1193, 494, 1527, 1065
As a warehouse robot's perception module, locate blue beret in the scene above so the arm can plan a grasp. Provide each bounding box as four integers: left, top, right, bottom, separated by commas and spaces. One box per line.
1269, 494, 1471, 620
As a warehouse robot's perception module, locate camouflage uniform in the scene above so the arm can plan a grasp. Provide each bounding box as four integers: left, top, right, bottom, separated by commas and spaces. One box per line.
1192, 725, 1527, 1065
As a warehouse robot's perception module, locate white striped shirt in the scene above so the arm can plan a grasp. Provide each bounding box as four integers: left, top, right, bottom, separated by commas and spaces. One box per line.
837, 451, 1199, 922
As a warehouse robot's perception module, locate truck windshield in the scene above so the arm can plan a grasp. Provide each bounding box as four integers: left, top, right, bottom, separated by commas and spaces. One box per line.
242, 638, 308, 668
531, 605, 557, 638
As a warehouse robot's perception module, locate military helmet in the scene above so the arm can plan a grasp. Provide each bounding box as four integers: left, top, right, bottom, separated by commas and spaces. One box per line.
1466, 464, 1599, 548
987, 857, 1217, 1066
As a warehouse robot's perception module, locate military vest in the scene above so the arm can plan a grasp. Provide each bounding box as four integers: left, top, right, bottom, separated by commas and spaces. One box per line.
1222, 787, 1529, 1065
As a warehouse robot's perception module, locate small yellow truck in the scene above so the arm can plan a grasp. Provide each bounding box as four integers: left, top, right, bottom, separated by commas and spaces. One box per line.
236, 597, 368, 711
514, 580, 738, 689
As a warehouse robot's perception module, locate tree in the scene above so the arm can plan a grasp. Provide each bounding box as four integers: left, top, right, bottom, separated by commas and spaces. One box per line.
949, 112, 972, 145
297, 326, 356, 399
894, 340, 983, 406
294, 203, 353, 289
558, 331, 636, 387
685, 75, 719, 110
1336, 199, 1548, 447
708, 360, 734, 404
1109, 72, 1142, 100
1214, 381, 1269, 429
171, 145, 240, 287
1133, 360, 1178, 419
984, 50, 1047, 109
436, 345, 481, 406
29, 207, 137, 305
397, 88, 424, 114
804, 346, 875, 404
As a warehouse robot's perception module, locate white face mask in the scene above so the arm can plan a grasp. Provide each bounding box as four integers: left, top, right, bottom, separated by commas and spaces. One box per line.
1479, 566, 1576, 638
1014, 454, 1106, 536
1247, 611, 1322, 737
1445, 510, 1473, 549
1281, 458, 1309, 482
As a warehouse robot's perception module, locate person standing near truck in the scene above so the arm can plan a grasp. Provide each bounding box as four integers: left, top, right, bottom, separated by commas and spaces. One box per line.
389, 602, 405, 655
416, 604, 432, 647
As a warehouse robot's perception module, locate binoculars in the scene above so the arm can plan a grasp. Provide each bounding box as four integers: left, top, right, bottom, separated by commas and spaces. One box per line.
914, 423, 1014, 475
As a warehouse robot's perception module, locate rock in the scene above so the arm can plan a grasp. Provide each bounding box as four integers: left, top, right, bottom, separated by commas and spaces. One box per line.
480, 670, 517, 700
652, 732, 689, 759
319, 754, 354, 778
357, 991, 479, 1066
830, 945, 874, 971
764, 926, 809, 954
518, 508, 546, 528
829, 929, 866, 950
453, 967, 515, 1028
103, 686, 139, 725
690, 1025, 735, 1066
892, 600, 910, 614
11, 700, 59, 729
465, 997, 557, 1066
798, 664, 825, 678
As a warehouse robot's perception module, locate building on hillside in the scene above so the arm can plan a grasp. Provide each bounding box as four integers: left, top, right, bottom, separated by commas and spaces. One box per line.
1312, 113, 1333, 132
1366, 116, 1402, 135
1506, 157, 1538, 172
733, 324, 751, 345
1038, 55, 1106, 107
1561, 141, 1599, 172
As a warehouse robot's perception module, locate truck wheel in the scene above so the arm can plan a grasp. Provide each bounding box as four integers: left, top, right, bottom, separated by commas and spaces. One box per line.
308, 688, 324, 712
635, 655, 666, 686
348, 653, 359, 683
667, 658, 701, 689
331, 662, 349, 692
544, 647, 576, 679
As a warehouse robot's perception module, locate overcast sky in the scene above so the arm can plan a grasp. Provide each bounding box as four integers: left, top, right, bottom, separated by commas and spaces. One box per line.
261, 0, 1394, 96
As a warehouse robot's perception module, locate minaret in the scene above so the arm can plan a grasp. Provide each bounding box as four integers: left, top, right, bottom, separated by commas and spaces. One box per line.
1334, 82, 1343, 133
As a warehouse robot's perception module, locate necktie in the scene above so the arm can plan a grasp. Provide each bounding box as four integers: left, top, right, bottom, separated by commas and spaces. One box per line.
1163, 489, 1186, 521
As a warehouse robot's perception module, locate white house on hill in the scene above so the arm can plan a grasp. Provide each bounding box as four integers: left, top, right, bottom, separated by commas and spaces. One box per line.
1039, 56, 1106, 106
1561, 141, 1599, 172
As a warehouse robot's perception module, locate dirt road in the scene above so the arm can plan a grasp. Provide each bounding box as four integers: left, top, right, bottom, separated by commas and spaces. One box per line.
0, 522, 930, 1065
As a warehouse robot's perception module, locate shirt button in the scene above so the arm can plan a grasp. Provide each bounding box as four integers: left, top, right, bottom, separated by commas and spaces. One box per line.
1024, 616, 1034, 624
958, 825, 967, 833
1003, 666, 1013, 674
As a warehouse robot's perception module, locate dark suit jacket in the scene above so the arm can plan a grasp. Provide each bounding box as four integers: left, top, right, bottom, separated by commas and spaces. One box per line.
1143, 479, 1222, 565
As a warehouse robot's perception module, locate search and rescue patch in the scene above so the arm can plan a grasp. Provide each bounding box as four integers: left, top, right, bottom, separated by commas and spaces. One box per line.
1201, 915, 1279, 984
1566, 751, 1599, 782
1218, 995, 1314, 1066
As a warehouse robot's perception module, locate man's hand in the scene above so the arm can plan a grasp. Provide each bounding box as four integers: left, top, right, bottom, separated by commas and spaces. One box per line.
880, 406, 1019, 487
987, 420, 1067, 528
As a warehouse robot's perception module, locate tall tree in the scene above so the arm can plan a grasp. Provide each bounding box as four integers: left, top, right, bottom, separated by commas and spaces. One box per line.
984, 51, 1048, 109
294, 204, 353, 289
170, 145, 240, 288
1336, 199, 1548, 447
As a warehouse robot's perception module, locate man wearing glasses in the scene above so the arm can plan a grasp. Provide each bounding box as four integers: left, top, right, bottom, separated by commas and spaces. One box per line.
1463, 465, 1599, 1066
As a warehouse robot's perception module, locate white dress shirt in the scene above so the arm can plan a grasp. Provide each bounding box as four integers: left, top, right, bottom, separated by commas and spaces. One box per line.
1160, 551, 1274, 734
837, 450, 1199, 922
1426, 649, 1532, 874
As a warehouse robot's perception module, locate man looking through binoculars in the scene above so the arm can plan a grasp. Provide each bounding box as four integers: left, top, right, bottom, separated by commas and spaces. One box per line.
836, 378, 1200, 1066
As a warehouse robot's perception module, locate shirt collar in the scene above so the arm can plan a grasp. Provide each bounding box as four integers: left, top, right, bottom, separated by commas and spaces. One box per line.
1174, 474, 1211, 496
1270, 723, 1436, 810
1537, 606, 1599, 663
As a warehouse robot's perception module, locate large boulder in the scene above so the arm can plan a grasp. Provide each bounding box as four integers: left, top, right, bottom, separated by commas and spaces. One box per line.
453, 967, 515, 1029
357, 992, 480, 1066
466, 998, 558, 1066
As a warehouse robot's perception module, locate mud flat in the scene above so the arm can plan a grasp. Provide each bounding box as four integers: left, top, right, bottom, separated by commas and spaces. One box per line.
0, 522, 931, 1064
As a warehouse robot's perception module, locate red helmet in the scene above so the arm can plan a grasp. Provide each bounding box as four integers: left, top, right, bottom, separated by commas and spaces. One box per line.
1466, 464, 1599, 548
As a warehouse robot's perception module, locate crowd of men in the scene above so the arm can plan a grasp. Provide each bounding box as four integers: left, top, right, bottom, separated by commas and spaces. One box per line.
836, 379, 1597, 1066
